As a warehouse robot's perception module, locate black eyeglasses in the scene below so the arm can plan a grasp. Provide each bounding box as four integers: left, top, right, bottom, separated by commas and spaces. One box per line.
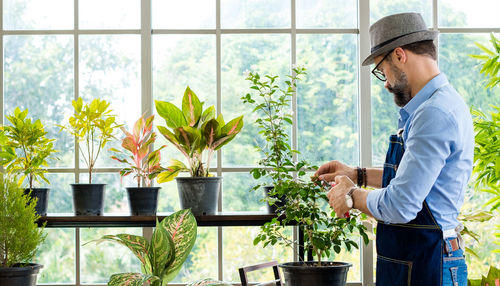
371, 50, 393, 82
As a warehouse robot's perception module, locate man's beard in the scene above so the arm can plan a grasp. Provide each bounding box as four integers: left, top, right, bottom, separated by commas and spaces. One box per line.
386, 65, 412, 107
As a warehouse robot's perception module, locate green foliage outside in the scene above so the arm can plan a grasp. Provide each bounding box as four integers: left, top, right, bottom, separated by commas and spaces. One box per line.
0, 107, 58, 189
111, 114, 166, 187
59, 98, 121, 183
86, 209, 197, 286
0, 173, 46, 267
468, 265, 500, 286
155, 86, 243, 180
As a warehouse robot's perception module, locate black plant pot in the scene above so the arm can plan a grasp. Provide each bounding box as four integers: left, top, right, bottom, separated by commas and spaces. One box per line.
279, 261, 352, 286
0, 263, 43, 286
126, 187, 160, 216
24, 188, 50, 216
71, 184, 106, 216
264, 186, 287, 214
176, 177, 221, 215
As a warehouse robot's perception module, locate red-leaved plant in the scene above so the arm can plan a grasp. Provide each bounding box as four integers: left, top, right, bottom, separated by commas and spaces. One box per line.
111, 114, 166, 187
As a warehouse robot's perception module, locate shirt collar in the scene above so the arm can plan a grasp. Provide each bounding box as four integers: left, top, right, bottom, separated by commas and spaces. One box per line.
398, 73, 448, 127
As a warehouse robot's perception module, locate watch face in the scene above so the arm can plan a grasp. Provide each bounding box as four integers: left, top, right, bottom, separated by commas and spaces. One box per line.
345, 194, 353, 208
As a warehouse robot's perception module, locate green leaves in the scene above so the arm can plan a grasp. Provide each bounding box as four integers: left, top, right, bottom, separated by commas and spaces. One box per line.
156, 86, 244, 178
60, 98, 121, 183
86, 209, 197, 286
471, 33, 500, 89
0, 107, 58, 189
467, 265, 500, 286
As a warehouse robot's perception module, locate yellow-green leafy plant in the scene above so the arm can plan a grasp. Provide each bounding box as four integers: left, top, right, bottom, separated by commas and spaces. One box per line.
0, 173, 46, 267
155, 86, 243, 181
0, 108, 58, 189
87, 209, 197, 286
60, 98, 121, 183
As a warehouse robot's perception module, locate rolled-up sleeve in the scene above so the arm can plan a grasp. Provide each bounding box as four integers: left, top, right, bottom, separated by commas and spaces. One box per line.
367, 106, 456, 223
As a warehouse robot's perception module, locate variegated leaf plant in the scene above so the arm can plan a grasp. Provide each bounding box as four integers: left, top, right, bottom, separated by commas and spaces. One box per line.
110, 114, 166, 187
86, 209, 197, 286
155, 86, 244, 180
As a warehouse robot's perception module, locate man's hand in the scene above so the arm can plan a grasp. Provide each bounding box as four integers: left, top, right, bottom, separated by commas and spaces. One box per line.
315, 160, 356, 183
327, 175, 356, 218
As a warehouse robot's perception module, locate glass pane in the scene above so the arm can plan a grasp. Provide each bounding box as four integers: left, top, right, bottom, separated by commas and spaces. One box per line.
439, 34, 500, 114
173, 227, 218, 282
370, 0, 432, 26
79, 173, 136, 213
297, 34, 359, 166
221, 34, 290, 167
223, 226, 293, 282
3, 35, 74, 168
35, 228, 75, 283
296, 0, 357, 29
3, 0, 73, 30
371, 80, 400, 167
79, 35, 141, 169
153, 35, 216, 170
326, 239, 362, 282
157, 175, 183, 213
79, 0, 140, 29
221, 0, 290, 29
45, 173, 74, 214
81, 228, 142, 283
439, 0, 500, 28
152, 0, 215, 29
222, 172, 267, 212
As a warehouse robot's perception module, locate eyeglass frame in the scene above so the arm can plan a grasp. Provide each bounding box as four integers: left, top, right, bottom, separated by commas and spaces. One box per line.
371, 49, 394, 82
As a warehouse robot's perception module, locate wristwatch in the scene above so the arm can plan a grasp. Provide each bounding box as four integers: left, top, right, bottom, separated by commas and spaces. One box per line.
345, 187, 357, 209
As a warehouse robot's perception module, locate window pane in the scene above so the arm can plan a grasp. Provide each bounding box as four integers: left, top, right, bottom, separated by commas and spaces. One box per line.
158, 176, 183, 213
223, 226, 293, 282
371, 0, 432, 26
439, 0, 500, 28
297, 34, 359, 166
296, 0, 357, 29
221, 0, 290, 29
173, 227, 218, 282
221, 34, 290, 167
152, 0, 215, 29
439, 34, 500, 114
153, 35, 216, 171
222, 172, 267, 212
46, 173, 75, 214
35, 229, 75, 283
79, 35, 141, 169
81, 228, 142, 283
3, 0, 73, 30
79, 0, 140, 29
4, 35, 74, 168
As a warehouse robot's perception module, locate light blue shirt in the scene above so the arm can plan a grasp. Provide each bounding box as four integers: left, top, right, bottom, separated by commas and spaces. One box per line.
367, 73, 474, 230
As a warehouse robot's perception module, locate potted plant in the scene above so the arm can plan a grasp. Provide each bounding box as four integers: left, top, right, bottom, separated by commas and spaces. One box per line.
241, 66, 307, 213
155, 86, 244, 215
245, 67, 369, 285
110, 114, 166, 215
0, 173, 47, 286
86, 209, 197, 286
253, 176, 369, 286
59, 97, 121, 216
0, 107, 58, 216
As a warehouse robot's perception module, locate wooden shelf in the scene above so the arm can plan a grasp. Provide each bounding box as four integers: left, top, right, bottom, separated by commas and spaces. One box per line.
38, 212, 277, 228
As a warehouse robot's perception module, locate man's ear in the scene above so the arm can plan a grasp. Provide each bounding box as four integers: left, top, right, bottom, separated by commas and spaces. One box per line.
393, 47, 407, 64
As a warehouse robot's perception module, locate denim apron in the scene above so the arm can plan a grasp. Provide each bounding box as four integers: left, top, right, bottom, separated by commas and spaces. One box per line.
376, 131, 443, 286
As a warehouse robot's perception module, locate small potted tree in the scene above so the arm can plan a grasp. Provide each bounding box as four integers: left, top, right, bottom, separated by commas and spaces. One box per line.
59, 97, 121, 216
253, 176, 369, 285
241, 66, 307, 213
86, 209, 197, 285
155, 86, 244, 215
110, 114, 166, 216
0, 108, 58, 216
0, 173, 47, 286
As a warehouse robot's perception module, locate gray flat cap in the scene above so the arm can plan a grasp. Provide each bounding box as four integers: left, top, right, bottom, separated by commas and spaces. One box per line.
362, 12, 438, 66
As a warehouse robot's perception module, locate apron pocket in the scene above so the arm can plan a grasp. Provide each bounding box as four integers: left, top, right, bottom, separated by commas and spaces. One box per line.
377, 255, 413, 286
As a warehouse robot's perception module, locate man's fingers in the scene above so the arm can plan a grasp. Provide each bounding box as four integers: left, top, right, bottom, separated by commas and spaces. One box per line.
318, 173, 337, 182
315, 160, 337, 176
